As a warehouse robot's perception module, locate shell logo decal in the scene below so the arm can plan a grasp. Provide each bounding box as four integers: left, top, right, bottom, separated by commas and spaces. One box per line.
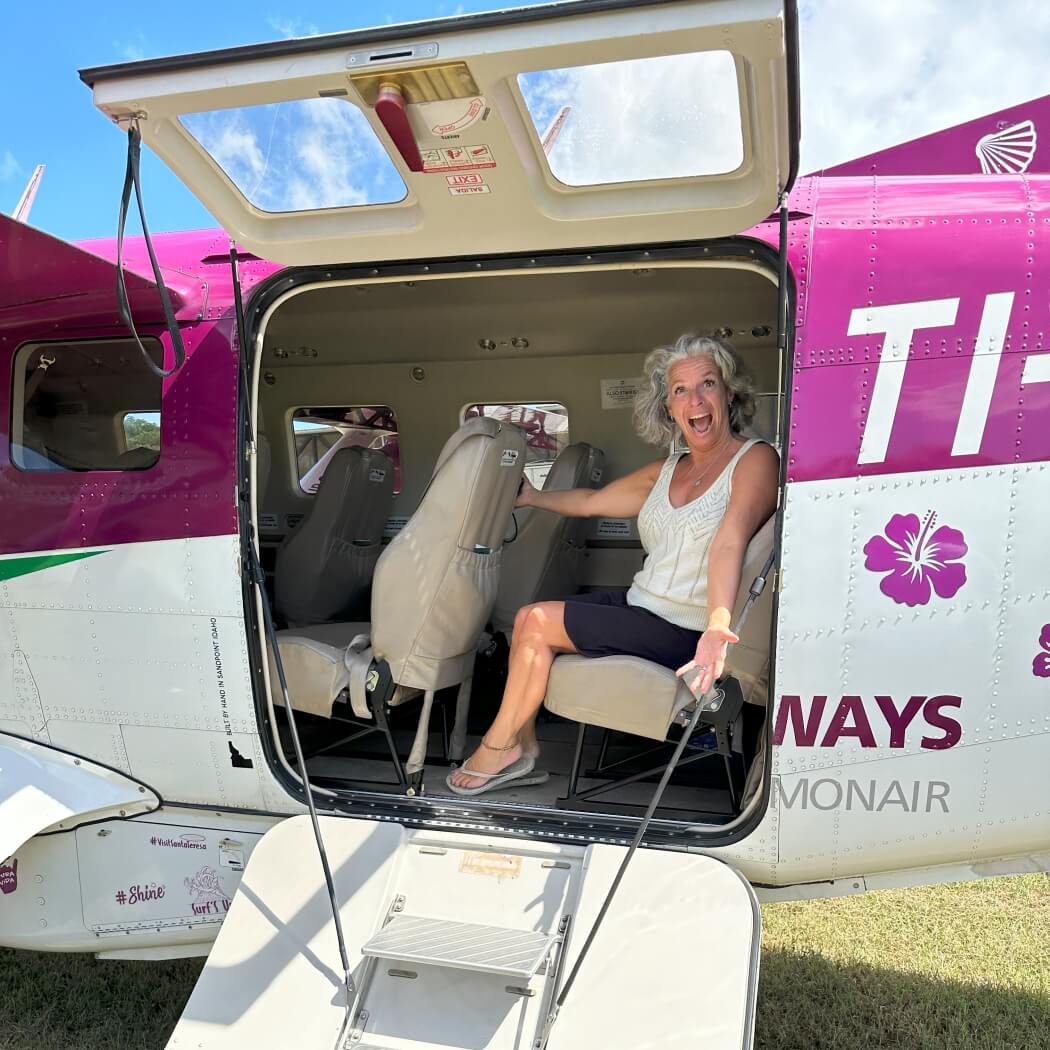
975, 119, 1037, 175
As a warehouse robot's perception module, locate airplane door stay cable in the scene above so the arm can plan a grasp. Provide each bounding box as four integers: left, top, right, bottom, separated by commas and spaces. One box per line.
115, 123, 186, 378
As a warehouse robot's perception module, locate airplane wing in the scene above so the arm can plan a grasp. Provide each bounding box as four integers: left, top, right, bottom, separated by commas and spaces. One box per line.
811, 93, 1048, 177
0, 213, 197, 333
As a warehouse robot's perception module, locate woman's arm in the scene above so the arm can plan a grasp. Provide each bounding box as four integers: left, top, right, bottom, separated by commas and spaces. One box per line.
678, 442, 780, 695
518, 459, 663, 519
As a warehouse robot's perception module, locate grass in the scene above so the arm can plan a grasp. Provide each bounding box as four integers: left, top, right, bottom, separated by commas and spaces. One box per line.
1, 874, 1047, 1049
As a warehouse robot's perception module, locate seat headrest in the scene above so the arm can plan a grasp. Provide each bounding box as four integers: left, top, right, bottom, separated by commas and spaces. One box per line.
542, 442, 603, 491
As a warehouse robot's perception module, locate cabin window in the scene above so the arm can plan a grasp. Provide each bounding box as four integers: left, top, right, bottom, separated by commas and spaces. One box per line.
518, 50, 743, 187
292, 406, 400, 494
179, 99, 408, 213
11, 339, 162, 472
462, 402, 569, 487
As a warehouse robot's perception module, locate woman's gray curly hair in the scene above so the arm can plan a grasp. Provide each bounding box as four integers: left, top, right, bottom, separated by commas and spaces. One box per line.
633, 334, 757, 447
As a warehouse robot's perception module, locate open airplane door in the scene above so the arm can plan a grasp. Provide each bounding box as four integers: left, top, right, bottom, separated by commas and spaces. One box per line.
168, 816, 760, 1049
78, 5, 792, 1044
81, 0, 799, 265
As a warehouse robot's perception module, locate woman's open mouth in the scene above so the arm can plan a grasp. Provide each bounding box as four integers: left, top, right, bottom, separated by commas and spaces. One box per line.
687, 413, 712, 438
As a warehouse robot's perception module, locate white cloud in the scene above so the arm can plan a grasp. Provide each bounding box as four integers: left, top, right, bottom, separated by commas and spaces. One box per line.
267, 15, 320, 39
798, 0, 1050, 170
117, 32, 149, 62
0, 150, 20, 183
521, 51, 743, 185
180, 98, 401, 212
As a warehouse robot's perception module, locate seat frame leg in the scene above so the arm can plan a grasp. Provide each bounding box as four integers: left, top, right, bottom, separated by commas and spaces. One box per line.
372, 699, 408, 788
566, 723, 587, 798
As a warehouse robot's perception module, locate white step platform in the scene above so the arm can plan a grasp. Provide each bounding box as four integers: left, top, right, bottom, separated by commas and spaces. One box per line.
167, 815, 760, 1050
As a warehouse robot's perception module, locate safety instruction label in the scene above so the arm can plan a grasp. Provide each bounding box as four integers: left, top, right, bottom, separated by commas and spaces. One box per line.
422, 144, 496, 172
258, 513, 279, 530
500, 449, 520, 466
383, 516, 409, 538
460, 852, 522, 879
595, 518, 635, 539
369, 468, 387, 483
600, 377, 644, 410
409, 97, 487, 144
446, 172, 490, 196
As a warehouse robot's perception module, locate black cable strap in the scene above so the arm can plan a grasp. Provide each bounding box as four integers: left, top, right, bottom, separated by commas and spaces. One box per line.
116, 124, 186, 379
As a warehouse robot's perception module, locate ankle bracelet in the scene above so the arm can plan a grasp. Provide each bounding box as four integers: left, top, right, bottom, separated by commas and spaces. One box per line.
480, 736, 517, 751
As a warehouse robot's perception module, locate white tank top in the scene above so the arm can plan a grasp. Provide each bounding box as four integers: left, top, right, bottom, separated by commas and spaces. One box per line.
626, 439, 760, 631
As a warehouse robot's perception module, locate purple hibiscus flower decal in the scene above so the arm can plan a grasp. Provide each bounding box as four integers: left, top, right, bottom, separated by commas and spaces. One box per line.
1034, 625, 1050, 679
863, 511, 967, 607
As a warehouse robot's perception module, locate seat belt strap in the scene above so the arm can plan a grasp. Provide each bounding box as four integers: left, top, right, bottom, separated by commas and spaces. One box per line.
405, 690, 435, 775
449, 675, 473, 763
344, 634, 374, 721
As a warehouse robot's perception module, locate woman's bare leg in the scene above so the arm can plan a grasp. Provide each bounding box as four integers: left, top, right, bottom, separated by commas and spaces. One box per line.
449, 602, 575, 788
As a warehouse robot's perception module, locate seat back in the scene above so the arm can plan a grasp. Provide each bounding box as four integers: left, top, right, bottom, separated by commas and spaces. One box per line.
492, 442, 605, 631
724, 514, 776, 705
371, 417, 526, 691
275, 447, 394, 626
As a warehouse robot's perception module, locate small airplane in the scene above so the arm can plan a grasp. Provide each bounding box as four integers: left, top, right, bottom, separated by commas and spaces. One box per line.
1, 2, 1048, 1047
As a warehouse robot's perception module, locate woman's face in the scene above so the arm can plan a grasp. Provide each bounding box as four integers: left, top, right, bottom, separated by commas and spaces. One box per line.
666, 354, 733, 453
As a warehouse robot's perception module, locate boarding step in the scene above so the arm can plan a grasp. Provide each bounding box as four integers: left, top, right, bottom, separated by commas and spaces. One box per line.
361, 914, 554, 979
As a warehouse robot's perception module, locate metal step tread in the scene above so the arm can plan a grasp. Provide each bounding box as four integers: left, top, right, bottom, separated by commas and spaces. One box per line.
362, 914, 554, 978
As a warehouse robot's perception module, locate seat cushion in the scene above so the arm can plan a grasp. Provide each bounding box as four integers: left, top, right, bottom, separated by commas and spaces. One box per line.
267, 622, 369, 718
544, 654, 695, 741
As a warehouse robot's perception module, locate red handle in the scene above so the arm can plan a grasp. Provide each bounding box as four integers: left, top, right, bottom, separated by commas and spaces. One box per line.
375, 84, 423, 173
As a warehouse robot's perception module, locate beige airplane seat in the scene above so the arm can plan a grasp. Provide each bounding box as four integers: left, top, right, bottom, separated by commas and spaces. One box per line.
492, 442, 605, 634
543, 514, 776, 806
274, 447, 394, 626
268, 417, 526, 789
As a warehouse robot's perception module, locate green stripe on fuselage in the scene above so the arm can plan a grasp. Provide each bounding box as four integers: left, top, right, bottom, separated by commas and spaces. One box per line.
0, 550, 107, 583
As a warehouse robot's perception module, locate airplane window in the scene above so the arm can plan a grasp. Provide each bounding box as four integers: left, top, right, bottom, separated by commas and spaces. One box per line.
518, 50, 743, 187
180, 98, 408, 213
11, 339, 162, 472
462, 402, 569, 488
292, 406, 400, 494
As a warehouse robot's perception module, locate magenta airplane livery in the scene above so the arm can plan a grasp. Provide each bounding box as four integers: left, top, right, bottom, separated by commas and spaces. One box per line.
0, 3, 1047, 1048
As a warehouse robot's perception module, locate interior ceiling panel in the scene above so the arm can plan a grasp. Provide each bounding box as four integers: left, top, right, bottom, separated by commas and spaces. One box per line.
262, 266, 778, 370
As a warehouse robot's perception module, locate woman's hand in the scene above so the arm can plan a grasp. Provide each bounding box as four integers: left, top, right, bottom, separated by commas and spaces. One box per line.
515, 476, 538, 509
676, 624, 739, 697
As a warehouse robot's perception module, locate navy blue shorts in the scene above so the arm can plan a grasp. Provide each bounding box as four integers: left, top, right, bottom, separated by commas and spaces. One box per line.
562, 590, 701, 671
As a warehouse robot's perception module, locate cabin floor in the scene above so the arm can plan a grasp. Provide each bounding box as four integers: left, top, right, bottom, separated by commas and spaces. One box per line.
277, 662, 765, 823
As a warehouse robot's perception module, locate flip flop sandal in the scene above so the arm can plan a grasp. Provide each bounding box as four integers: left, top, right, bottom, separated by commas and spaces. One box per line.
445, 754, 550, 797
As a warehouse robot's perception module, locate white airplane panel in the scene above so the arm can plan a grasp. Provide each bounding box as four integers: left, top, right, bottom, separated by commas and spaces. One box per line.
1, 535, 243, 617
776, 733, 1050, 884
0, 649, 46, 736
78, 818, 260, 935
10, 608, 255, 734
1000, 459, 1050, 602
47, 720, 131, 775
120, 725, 269, 808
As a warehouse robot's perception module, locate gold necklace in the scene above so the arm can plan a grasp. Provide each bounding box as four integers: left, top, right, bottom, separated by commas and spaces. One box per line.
685, 437, 729, 488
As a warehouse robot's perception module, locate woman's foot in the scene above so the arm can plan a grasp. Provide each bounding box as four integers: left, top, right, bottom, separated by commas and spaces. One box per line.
449, 737, 525, 789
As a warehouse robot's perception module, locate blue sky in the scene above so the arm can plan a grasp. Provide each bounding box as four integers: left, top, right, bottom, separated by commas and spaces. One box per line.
3, 0, 1048, 241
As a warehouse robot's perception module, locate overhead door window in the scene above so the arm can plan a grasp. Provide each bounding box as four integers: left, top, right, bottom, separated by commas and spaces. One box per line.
518, 51, 744, 187
180, 99, 408, 213
11, 339, 162, 472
